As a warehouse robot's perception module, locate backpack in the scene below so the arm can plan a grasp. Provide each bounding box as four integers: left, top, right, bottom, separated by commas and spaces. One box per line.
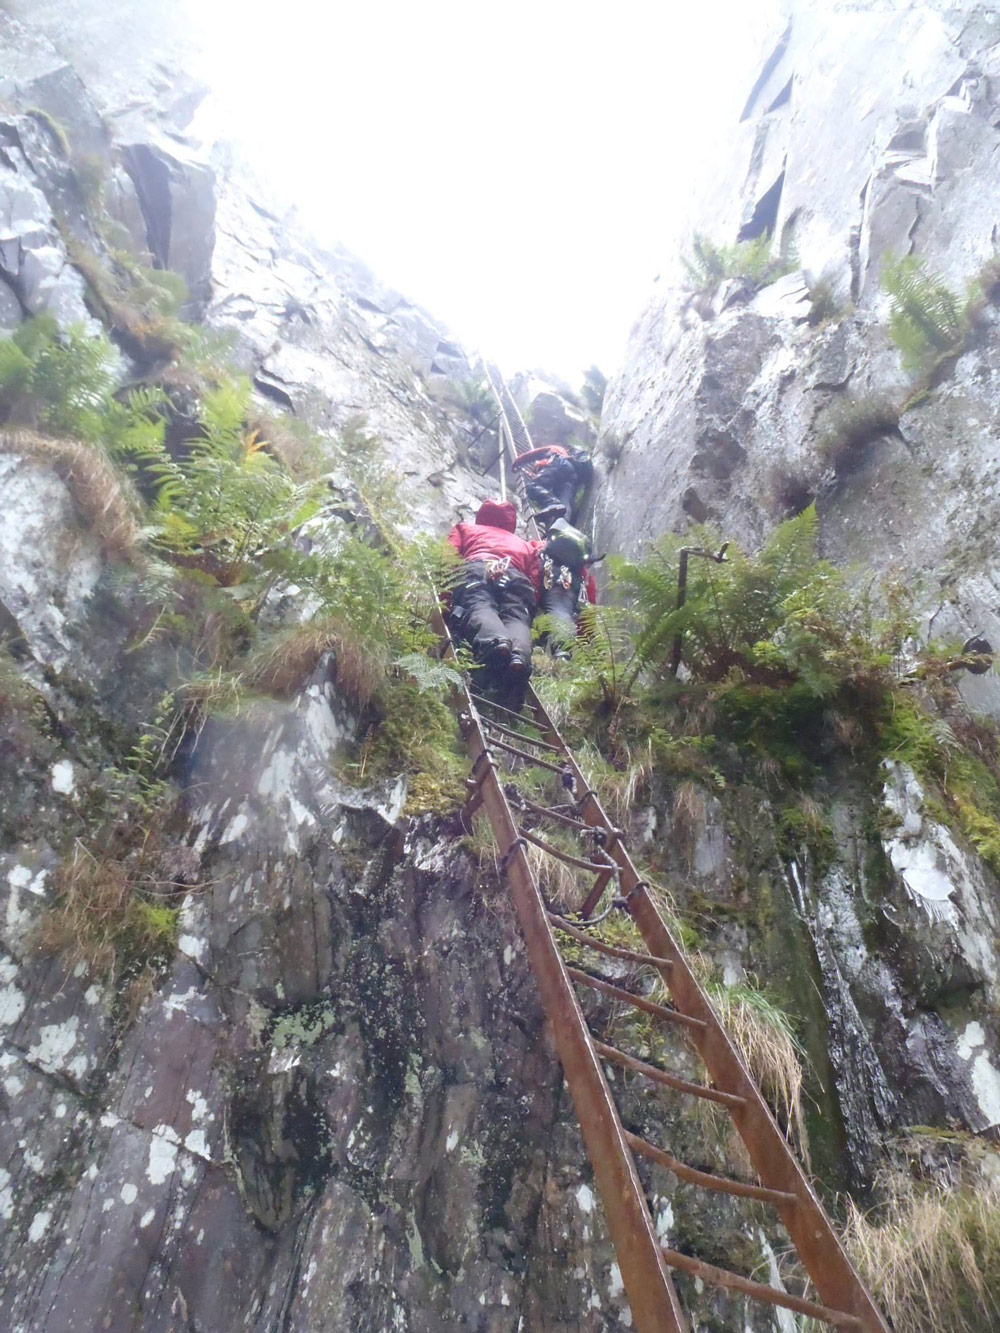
544, 518, 589, 573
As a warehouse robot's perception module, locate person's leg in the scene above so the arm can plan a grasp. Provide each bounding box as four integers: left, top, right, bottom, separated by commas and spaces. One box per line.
525, 477, 561, 513
544, 458, 581, 515
539, 570, 579, 657
457, 564, 511, 665
497, 573, 535, 675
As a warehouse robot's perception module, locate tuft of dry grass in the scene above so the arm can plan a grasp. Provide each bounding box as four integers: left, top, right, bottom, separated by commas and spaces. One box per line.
65, 241, 184, 365
524, 831, 591, 914
706, 978, 807, 1157
36, 839, 179, 984
0, 429, 141, 557
247, 620, 387, 706
578, 738, 654, 827
815, 393, 901, 475
247, 408, 324, 480
844, 1176, 1000, 1333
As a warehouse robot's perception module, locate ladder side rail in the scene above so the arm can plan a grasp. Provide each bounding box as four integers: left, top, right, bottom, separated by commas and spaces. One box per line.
525, 687, 892, 1333
459, 689, 689, 1333
497, 375, 535, 458
494, 377, 539, 524
481, 361, 541, 538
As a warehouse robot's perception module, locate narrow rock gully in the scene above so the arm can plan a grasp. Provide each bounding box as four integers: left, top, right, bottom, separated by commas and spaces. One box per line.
435, 369, 891, 1333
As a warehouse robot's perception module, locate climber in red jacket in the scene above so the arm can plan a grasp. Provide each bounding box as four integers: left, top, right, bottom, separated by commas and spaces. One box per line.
447, 499, 545, 708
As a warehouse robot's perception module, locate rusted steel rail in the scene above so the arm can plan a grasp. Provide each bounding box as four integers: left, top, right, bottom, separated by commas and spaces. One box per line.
481, 362, 541, 537
517, 680, 892, 1332
456, 684, 689, 1332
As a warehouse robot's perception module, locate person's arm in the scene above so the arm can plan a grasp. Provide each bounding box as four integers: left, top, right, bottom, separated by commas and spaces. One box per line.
447, 524, 467, 557
512, 446, 558, 471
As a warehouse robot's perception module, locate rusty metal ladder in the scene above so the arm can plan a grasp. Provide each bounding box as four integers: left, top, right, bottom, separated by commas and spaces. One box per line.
452, 676, 890, 1333
480, 361, 541, 534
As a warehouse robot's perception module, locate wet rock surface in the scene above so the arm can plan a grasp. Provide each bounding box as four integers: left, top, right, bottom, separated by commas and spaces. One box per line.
7, 1, 1000, 1330
0, 8, 661, 1330
599, 2, 1000, 690
595, 0, 1000, 1264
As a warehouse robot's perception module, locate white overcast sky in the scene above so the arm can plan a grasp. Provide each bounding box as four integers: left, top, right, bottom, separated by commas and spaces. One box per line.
184, 1, 782, 381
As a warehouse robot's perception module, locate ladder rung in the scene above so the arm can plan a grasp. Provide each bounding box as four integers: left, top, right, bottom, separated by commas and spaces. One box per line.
625, 1133, 797, 1206
513, 795, 601, 834
566, 968, 706, 1030
468, 692, 545, 728
549, 915, 673, 971
482, 718, 564, 751
488, 736, 567, 773
519, 827, 613, 873
659, 1248, 862, 1328
593, 1041, 744, 1109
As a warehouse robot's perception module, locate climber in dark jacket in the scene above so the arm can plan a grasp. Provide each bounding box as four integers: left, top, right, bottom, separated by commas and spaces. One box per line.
447, 499, 544, 707
512, 443, 594, 525
537, 518, 597, 656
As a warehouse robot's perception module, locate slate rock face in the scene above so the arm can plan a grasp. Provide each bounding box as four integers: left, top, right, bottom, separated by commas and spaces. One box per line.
120, 136, 217, 310
599, 2, 1000, 690
595, 0, 1000, 1196
9, 2, 1000, 1330
0, 8, 656, 1331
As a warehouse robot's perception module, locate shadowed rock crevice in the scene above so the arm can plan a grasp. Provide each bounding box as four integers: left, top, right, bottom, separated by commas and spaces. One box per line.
739, 21, 793, 122
738, 169, 786, 242
121, 142, 172, 268
765, 75, 793, 115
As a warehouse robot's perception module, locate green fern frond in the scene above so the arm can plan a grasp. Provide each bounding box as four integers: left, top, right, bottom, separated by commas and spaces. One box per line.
0, 338, 32, 401
882, 254, 966, 374
393, 653, 463, 695
680, 232, 794, 295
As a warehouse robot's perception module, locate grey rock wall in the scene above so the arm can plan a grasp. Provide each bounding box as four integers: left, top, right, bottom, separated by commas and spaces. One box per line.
599, 2, 1000, 670
595, 0, 1000, 1207
0, 7, 704, 1333
10, 1, 1000, 1329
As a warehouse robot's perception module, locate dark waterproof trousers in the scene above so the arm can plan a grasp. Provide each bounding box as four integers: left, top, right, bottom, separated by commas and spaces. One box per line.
525, 456, 593, 521
538, 557, 583, 655
451, 562, 535, 667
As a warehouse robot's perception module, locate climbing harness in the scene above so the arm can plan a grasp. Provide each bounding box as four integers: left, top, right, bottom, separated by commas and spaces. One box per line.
541, 554, 573, 593
483, 554, 512, 581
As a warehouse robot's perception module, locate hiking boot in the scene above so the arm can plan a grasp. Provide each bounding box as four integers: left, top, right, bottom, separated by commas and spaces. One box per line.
496, 675, 529, 713
481, 637, 512, 671
533, 503, 567, 525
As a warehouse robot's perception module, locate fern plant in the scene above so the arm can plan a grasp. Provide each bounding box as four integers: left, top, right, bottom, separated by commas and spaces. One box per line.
533, 604, 638, 715
0, 316, 117, 437
132, 377, 322, 587
681, 233, 794, 295
619, 508, 850, 686
882, 254, 966, 374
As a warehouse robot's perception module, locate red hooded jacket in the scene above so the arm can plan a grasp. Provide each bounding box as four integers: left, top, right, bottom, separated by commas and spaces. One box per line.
447, 501, 545, 595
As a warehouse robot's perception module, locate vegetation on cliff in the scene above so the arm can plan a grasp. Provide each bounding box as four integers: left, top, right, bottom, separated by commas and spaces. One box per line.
0, 272, 465, 995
